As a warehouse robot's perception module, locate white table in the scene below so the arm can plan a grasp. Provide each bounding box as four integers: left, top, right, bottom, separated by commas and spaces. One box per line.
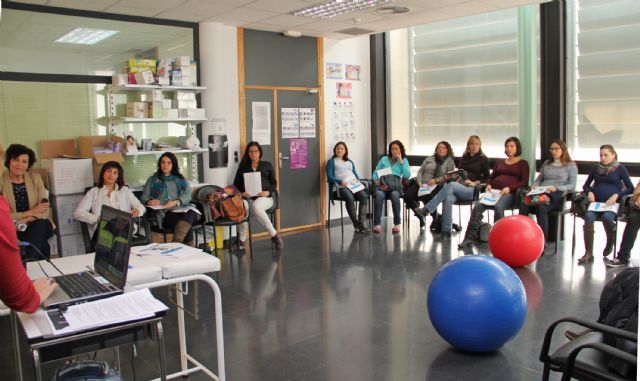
7, 250, 225, 381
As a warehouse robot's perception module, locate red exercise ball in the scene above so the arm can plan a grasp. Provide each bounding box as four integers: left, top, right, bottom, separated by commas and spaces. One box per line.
488, 215, 544, 267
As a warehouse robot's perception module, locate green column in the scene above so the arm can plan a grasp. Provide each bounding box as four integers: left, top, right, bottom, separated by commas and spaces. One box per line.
518, 5, 538, 184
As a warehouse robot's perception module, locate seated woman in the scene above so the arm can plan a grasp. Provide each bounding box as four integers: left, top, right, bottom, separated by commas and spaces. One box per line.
326, 142, 370, 233
406, 141, 455, 229
519, 139, 577, 246
459, 136, 529, 248
579, 144, 633, 264
233, 141, 283, 249
74, 161, 146, 244
372, 140, 411, 234
607, 180, 640, 268
0, 144, 54, 260
416, 135, 490, 236
141, 152, 198, 246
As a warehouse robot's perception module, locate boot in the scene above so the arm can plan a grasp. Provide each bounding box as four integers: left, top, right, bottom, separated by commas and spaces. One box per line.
346, 202, 358, 226
578, 225, 594, 263
414, 207, 429, 228
458, 211, 482, 249
172, 220, 192, 243
357, 201, 368, 228
602, 225, 616, 257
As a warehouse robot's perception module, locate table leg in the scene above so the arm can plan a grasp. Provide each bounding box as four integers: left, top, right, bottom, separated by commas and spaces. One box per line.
176, 283, 188, 375
155, 321, 167, 381
12, 312, 24, 381
31, 348, 42, 381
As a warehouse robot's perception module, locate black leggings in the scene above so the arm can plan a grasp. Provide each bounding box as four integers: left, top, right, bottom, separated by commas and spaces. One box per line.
163, 210, 199, 242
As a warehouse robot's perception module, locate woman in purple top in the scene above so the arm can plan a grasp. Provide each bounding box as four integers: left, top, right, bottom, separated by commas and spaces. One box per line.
458, 136, 530, 248
578, 144, 633, 264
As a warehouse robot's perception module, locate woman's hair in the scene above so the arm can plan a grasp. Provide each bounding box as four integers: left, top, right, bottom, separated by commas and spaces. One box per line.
549, 139, 573, 165
98, 161, 125, 189
434, 141, 454, 158
464, 135, 484, 156
504, 136, 522, 157
600, 144, 617, 161
387, 140, 406, 159
332, 141, 349, 161
241, 141, 263, 165
4, 144, 36, 170
155, 152, 184, 179
126, 135, 135, 143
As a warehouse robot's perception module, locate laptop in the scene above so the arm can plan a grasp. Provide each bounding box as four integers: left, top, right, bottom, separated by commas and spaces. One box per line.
43, 206, 134, 310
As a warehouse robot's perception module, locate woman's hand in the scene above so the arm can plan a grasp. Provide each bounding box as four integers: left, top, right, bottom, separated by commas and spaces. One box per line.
587, 192, 595, 203
257, 191, 270, 198
147, 199, 161, 207
634, 197, 640, 208
131, 208, 140, 217
28, 202, 49, 217
545, 185, 556, 192
341, 181, 348, 187
18, 217, 34, 225
485, 184, 492, 192
241, 192, 251, 199
501, 187, 511, 195
427, 179, 437, 186
33, 278, 57, 304
164, 200, 180, 209
606, 194, 618, 206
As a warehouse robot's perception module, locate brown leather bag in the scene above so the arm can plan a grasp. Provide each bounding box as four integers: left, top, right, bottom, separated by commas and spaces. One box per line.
219, 194, 246, 222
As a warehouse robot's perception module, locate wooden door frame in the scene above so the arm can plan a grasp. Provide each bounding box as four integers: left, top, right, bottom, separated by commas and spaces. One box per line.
237, 28, 326, 236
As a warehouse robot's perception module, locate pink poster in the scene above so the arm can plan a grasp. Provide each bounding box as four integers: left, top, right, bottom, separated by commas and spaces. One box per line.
289, 139, 307, 169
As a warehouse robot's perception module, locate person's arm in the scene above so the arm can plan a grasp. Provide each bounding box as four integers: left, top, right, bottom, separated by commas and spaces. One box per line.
125, 187, 146, 216
556, 164, 578, 192
233, 164, 245, 192
177, 180, 192, 205
401, 158, 411, 180
486, 160, 500, 190
372, 157, 386, 181
32, 173, 49, 220
74, 187, 100, 225
618, 166, 634, 198
140, 177, 153, 204
437, 158, 455, 184
416, 158, 429, 186
351, 160, 361, 180
533, 164, 544, 186
265, 162, 277, 193
583, 168, 595, 194
326, 159, 339, 185
481, 156, 490, 183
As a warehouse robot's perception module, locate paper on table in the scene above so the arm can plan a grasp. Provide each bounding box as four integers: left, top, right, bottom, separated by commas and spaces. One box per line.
46, 288, 168, 336
376, 167, 392, 178
131, 242, 201, 258
244, 172, 262, 196
527, 186, 548, 196
479, 190, 502, 206
418, 184, 438, 197
587, 202, 619, 213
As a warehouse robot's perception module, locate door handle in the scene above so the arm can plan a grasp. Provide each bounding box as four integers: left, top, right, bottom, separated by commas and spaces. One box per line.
279, 152, 289, 168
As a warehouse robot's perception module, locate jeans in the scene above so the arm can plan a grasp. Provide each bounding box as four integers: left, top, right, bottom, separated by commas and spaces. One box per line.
584, 210, 617, 231
518, 190, 564, 242
338, 187, 369, 225
618, 208, 639, 261
425, 182, 475, 233
374, 189, 401, 226
238, 196, 276, 241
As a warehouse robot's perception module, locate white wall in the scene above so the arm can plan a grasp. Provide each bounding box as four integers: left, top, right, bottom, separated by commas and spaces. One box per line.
323, 36, 372, 223
199, 22, 240, 186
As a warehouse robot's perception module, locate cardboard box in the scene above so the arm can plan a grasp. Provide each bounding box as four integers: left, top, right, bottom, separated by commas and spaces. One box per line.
147, 101, 163, 118
51, 193, 84, 236
144, 89, 164, 102
174, 91, 196, 100
178, 108, 205, 119
41, 158, 93, 195
79, 136, 125, 182
57, 233, 86, 256
172, 99, 197, 109
112, 73, 128, 87
158, 76, 170, 86
162, 99, 173, 109
126, 102, 147, 118
163, 109, 179, 119
134, 70, 155, 85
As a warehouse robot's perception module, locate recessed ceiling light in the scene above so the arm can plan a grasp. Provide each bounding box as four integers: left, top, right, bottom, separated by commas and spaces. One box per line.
55, 27, 118, 45
376, 6, 410, 15
291, 0, 393, 19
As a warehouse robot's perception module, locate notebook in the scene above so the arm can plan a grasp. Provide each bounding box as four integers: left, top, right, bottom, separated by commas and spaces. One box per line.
43, 206, 134, 310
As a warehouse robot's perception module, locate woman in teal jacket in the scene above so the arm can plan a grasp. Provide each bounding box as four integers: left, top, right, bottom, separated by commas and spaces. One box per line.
372, 140, 411, 234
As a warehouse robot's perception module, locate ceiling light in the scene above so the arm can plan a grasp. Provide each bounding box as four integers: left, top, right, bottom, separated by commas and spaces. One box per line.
291, 0, 393, 19
376, 6, 410, 15
55, 27, 118, 45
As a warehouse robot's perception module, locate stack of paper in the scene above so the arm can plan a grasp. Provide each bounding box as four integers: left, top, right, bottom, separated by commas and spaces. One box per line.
587, 202, 619, 213
479, 190, 502, 206
418, 184, 438, 197
131, 242, 202, 258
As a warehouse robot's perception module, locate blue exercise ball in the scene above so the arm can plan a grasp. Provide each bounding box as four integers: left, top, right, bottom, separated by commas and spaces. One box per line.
427, 255, 527, 352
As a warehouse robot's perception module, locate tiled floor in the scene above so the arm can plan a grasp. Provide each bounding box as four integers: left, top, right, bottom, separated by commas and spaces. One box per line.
2, 212, 634, 381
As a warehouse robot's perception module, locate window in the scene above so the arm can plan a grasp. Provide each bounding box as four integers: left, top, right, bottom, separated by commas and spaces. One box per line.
566, 0, 640, 163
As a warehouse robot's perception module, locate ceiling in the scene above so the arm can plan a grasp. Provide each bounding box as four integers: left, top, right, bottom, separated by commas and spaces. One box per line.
8, 0, 550, 40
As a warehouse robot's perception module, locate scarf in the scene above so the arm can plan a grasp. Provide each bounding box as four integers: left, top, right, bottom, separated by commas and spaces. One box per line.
596, 160, 620, 176
149, 174, 188, 203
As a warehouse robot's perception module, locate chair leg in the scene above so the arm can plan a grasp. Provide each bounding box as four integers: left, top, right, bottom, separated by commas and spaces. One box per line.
554, 214, 561, 254
212, 224, 219, 257
340, 200, 344, 234
571, 215, 577, 257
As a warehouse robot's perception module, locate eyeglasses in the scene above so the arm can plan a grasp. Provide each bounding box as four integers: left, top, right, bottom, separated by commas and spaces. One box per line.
549, 147, 562, 151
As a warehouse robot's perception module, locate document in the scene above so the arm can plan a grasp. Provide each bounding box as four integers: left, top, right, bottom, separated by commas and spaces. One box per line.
527, 186, 549, 196
479, 190, 502, 206
376, 167, 392, 178
345, 179, 364, 193
588, 202, 619, 213
244, 172, 262, 196
418, 184, 438, 197
149, 204, 201, 215
131, 242, 201, 258
46, 288, 168, 336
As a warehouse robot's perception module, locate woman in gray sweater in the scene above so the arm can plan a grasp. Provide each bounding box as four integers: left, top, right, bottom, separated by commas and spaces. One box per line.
519, 139, 577, 244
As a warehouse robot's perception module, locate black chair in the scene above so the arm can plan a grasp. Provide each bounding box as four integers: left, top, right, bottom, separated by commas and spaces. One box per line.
547, 190, 576, 254
327, 181, 369, 233
540, 316, 637, 381
192, 185, 252, 258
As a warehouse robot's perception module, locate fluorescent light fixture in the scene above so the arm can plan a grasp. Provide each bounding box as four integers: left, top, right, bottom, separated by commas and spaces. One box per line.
55, 27, 118, 45
291, 0, 393, 19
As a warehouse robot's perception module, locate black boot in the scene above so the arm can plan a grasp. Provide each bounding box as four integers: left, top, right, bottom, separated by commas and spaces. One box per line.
602, 225, 616, 257
458, 209, 482, 249
413, 208, 426, 228
578, 225, 594, 263
345, 202, 358, 227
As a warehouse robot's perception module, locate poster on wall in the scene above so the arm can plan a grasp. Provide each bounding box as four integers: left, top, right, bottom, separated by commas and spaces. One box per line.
289, 138, 308, 169
345, 64, 361, 80
251, 101, 271, 145
336, 82, 352, 99
299, 108, 316, 138
332, 101, 355, 143
326, 63, 342, 79
281, 108, 299, 139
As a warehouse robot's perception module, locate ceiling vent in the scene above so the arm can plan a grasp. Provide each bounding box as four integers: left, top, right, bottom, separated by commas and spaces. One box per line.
376, 6, 410, 14
336, 27, 375, 35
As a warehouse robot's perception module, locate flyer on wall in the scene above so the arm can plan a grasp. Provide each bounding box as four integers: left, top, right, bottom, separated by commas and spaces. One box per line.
299, 108, 316, 138
281, 107, 299, 139
336, 82, 352, 99
326, 62, 342, 79
251, 101, 271, 145
345, 64, 361, 80
289, 139, 308, 169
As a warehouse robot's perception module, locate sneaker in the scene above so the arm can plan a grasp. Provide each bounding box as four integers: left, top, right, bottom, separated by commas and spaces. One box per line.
605, 258, 629, 268
414, 207, 428, 217
238, 240, 245, 250
392, 225, 401, 234
271, 234, 284, 250
355, 223, 370, 233
373, 225, 382, 234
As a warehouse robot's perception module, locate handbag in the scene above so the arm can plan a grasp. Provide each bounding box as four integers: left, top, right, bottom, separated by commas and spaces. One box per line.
571, 192, 589, 218
523, 193, 551, 206
379, 174, 403, 192
219, 194, 246, 222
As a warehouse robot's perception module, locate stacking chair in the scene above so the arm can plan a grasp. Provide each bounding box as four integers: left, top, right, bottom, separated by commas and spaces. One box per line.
547, 190, 576, 254
540, 316, 637, 381
327, 181, 370, 233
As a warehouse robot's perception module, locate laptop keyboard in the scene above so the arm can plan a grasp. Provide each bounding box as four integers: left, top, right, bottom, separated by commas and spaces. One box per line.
56, 272, 110, 298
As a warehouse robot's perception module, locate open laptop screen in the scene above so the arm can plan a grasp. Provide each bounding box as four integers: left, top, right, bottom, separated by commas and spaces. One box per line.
94, 206, 133, 289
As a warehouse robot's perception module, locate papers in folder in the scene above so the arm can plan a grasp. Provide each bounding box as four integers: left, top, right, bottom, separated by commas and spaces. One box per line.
46, 288, 168, 336
376, 167, 393, 178
244, 172, 262, 196
418, 184, 438, 197
588, 202, 619, 213
527, 186, 549, 196
479, 190, 502, 206
345, 179, 364, 193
